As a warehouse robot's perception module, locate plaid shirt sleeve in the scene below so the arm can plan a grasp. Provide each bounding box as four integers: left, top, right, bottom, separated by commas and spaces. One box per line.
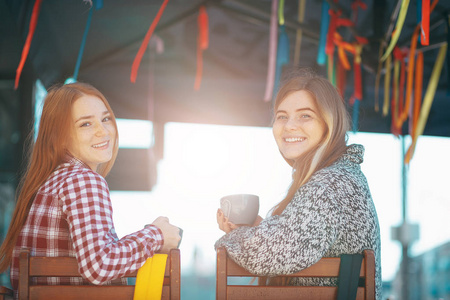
59, 169, 164, 285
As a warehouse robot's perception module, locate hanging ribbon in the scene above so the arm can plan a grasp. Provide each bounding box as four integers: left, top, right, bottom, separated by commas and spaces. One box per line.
420, 0, 430, 45
374, 43, 386, 112
336, 58, 347, 97
273, 0, 290, 100
350, 44, 363, 132
194, 6, 209, 91
264, 0, 278, 102
273, 24, 290, 99
411, 51, 423, 138
325, 9, 341, 59
405, 43, 447, 164
66, 3, 96, 84
326, 11, 353, 83
351, 0, 368, 24
131, 0, 169, 83
391, 47, 400, 136
383, 53, 392, 116
293, 0, 306, 65
391, 46, 407, 135
133, 254, 168, 300
381, 0, 410, 62
395, 0, 439, 127
14, 0, 43, 89
317, 0, 330, 65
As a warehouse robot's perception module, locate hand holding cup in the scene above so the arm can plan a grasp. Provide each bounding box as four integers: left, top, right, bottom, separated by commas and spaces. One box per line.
217, 194, 259, 233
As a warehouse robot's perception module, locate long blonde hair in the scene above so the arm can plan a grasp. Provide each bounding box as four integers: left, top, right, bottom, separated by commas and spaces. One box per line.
271, 73, 350, 216
0, 82, 119, 273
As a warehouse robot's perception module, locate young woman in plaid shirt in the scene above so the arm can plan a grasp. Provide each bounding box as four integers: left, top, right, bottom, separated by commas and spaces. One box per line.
0, 83, 181, 295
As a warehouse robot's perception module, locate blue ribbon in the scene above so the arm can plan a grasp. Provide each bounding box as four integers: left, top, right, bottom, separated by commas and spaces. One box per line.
273, 25, 290, 100
317, 0, 330, 65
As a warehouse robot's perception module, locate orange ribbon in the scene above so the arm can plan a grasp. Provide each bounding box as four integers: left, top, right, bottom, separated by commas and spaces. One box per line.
194, 6, 209, 90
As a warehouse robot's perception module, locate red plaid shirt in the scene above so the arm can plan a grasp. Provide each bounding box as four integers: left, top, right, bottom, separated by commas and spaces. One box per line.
11, 155, 163, 292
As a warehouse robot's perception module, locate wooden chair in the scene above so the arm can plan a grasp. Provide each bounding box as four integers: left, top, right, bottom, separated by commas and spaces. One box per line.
12, 248, 180, 300
0, 286, 13, 300
216, 247, 375, 300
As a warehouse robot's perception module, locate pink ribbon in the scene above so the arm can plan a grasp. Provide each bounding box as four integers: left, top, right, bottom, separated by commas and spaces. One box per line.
264, 0, 278, 102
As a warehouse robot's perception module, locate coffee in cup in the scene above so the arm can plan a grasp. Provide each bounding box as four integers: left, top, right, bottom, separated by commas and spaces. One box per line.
220, 194, 259, 226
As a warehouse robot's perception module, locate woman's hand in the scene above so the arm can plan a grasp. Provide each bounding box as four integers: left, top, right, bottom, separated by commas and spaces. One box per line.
151, 216, 181, 253
252, 215, 263, 227
217, 209, 237, 233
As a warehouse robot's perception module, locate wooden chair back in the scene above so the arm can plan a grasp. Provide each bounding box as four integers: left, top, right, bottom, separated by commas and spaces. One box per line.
216, 247, 375, 300
0, 286, 13, 300
18, 248, 180, 300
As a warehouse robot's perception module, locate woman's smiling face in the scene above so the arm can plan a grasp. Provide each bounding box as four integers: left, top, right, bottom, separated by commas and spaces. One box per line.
67, 95, 116, 171
272, 90, 326, 161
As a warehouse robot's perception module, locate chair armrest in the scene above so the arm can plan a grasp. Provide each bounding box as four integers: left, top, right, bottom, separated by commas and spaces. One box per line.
0, 286, 13, 300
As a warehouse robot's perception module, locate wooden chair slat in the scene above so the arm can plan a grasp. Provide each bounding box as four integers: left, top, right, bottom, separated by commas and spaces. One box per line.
216, 247, 376, 300
18, 248, 180, 300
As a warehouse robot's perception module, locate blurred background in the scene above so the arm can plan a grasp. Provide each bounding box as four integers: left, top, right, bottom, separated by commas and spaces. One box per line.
1, 0, 449, 299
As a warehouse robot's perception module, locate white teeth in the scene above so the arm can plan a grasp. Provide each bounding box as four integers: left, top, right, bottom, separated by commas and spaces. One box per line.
92, 141, 108, 148
285, 137, 305, 142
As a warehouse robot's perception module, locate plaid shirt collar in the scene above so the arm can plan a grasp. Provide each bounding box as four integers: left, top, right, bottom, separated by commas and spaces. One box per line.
60, 152, 92, 170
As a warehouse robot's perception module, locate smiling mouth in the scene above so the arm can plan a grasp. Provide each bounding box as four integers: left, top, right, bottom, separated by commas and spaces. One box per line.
284, 137, 305, 143
92, 141, 108, 148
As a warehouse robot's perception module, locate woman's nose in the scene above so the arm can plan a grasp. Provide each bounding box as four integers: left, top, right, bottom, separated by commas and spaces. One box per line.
285, 118, 299, 131
95, 123, 108, 136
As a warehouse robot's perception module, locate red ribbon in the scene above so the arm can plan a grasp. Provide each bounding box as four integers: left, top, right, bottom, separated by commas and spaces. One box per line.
15, 0, 43, 89
194, 6, 209, 90
391, 46, 408, 135
421, 0, 430, 45
131, 0, 169, 83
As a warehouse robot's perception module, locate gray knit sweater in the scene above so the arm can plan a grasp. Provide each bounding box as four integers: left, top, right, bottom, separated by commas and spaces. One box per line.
215, 144, 382, 299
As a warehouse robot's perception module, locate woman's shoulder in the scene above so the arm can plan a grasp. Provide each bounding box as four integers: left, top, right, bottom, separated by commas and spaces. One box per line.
42, 163, 106, 193
306, 144, 367, 188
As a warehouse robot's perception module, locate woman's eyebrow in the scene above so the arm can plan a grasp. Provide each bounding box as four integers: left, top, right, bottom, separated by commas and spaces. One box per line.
75, 111, 109, 123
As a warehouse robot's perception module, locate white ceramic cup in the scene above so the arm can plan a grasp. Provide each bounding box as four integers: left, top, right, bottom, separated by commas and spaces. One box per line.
220, 194, 259, 225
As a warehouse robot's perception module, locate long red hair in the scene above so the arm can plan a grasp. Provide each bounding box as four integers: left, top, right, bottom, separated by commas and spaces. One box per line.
0, 82, 119, 273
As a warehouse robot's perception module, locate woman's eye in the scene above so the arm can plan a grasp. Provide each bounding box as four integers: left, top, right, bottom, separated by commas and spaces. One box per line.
276, 115, 287, 120
300, 114, 311, 119
103, 116, 111, 122
80, 122, 91, 127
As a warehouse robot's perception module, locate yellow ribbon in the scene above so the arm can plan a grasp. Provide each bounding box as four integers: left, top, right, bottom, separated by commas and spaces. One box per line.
405, 43, 447, 163
133, 254, 168, 300
381, 0, 410, 62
